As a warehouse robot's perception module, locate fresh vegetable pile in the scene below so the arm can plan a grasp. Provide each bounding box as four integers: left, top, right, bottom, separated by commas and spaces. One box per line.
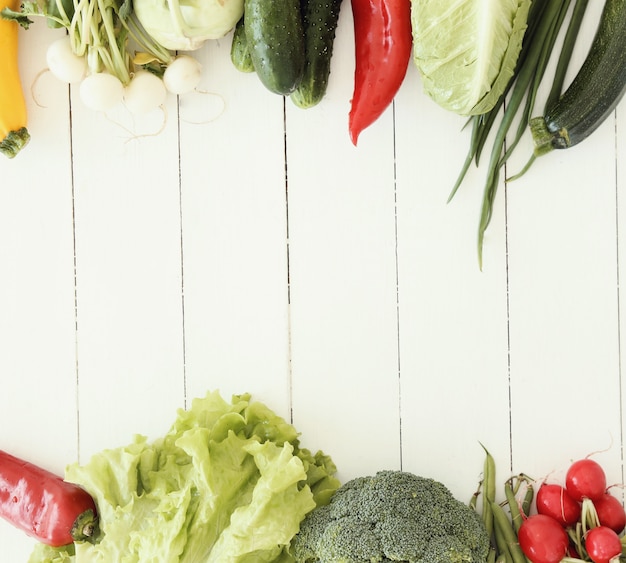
1, 0, 208, 114
229, 0, 413, 146
4, 400, 626, 563
439, 0, 626, 265
474, 446, 626, 563
1, 391, 341, 563
2, 393, 497, 563
1, 0, 625, 264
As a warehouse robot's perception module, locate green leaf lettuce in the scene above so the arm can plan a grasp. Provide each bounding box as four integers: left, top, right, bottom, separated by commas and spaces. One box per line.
29, 391, 340, 562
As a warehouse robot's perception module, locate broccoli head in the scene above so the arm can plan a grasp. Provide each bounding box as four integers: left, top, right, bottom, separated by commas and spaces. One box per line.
289, 470, 490, 563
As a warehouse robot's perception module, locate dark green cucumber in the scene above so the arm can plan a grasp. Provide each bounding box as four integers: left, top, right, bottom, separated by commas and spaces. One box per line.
244, 0, 306, 95
290, 0, 343, 109
530, 0, 626, 153
231, 17, 255, 73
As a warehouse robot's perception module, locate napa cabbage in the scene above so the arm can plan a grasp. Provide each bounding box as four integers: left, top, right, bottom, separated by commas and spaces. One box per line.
134, 0, 243, 51
411, 0, 532, 115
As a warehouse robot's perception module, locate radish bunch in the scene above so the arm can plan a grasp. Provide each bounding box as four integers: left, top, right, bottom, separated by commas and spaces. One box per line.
519, 459, 625, 563
474, 449, 626, 563
45, 36, 203, 115
12, 0, 203, 115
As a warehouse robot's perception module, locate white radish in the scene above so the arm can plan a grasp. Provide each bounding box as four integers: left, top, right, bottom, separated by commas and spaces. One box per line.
163, 55, 202, 95
123, 70, 167, 115
46, 37, 87, 84
79, 73, 124, 112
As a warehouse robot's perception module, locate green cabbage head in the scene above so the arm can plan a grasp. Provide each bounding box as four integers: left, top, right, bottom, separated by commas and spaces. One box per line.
134, 0, 243, 51
411, 0, 531, 115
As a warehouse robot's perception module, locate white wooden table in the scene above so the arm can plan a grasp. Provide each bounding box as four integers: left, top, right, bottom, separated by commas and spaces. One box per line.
1, 3, 624, 559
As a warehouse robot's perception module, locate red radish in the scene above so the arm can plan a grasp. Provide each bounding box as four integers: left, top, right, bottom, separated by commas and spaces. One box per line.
536, 483, 581, 527
518, 514, 569, 563
566, 459, 607, 501
584, 525, 622, 563
593, 493, 626, 534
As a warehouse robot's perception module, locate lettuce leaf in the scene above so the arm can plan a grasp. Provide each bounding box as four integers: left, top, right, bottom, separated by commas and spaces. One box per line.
29, 391, 340, 563
411, 0, 531, 115
28, 544, 75, 563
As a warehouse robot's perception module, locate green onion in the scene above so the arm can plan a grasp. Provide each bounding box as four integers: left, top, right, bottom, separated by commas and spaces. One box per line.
449, 0, 592, 268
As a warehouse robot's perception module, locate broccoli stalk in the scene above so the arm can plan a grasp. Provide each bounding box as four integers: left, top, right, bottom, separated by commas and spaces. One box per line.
289, 470, 490, 563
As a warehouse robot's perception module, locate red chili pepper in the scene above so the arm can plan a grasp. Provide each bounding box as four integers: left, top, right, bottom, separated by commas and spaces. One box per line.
0, 450, 98, 547
348, 0, 413, 145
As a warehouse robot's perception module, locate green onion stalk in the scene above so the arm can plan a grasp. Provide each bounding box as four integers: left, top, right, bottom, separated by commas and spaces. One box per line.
449, 0, 591, 268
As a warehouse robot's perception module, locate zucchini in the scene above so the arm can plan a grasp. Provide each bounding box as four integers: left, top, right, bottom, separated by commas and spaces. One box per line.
244, 0, 306, 95
290, 0, 343, 109
231, 17, 255, 73
530, 0, 626, 153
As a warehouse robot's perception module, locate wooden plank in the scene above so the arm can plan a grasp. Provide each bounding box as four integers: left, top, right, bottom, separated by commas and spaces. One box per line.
505, 2, 622, 482
69, 84, 185, 458
286, 6, 402, 482
617, 94, 626, 491
394, 62, 511, 500
177, 35, 292, 418
507, 136, 621, 480
0, 24, 76, 561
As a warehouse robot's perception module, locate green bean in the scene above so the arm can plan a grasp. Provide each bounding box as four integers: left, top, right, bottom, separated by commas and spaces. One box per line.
520, 480, 534, 518
493, 515, 514, 563
481, 445, 497, 503
480, 444, 497, 538
491, 501, 528, 563
508, 474, 524, 496
504, 480, 524, 533
469, 485, 481, 512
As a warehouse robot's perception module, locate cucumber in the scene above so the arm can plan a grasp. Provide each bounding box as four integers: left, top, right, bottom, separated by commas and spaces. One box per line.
290, 0, 343, 109
530, 0, 626, 153
244, 0, 306, 95
231, 17, 255, 73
